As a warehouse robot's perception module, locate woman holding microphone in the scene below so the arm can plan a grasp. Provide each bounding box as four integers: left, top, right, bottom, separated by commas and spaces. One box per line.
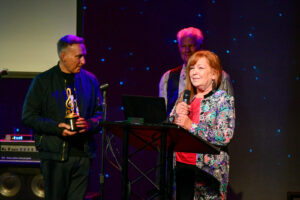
171, 50, 235, 200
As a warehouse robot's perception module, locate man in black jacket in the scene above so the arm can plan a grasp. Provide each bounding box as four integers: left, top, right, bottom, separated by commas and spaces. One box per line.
22, 35, 102, 200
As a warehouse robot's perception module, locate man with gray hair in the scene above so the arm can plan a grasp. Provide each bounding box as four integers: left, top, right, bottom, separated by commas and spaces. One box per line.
22, 34, 102, 200
159, 27, 234, 115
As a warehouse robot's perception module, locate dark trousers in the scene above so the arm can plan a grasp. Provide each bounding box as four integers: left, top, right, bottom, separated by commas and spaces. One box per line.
176, 162, 196, 200
40, 157, 91, 200
176, 162, 221, 200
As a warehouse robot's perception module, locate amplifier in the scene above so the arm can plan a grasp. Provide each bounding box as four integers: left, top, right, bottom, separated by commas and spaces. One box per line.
0, 140, 39, 161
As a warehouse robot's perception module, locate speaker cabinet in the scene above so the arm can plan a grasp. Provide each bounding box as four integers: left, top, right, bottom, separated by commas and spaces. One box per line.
0, 161, 44, 200
287, 192, 300, 200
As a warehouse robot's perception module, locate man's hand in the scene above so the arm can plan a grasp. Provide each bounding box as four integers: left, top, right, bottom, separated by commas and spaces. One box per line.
75, 117, 90, 133
58, 123, 78, 136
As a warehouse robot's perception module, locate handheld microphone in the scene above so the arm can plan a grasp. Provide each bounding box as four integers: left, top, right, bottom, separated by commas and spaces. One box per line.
183, 90, 191, 104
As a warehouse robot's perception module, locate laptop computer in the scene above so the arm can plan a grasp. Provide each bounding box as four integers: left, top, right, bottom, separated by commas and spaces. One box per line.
122, 95, 167, 124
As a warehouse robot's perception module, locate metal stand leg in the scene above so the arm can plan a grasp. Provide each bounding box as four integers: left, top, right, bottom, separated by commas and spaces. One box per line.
99, 127, 106, 200
100, 88, 107, 200
167, 145, 174, 200
159, 130, 167, 200
122, 128, 129, 200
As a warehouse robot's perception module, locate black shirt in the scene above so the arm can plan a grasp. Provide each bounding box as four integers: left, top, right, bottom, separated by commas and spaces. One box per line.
61, 71, 87, 157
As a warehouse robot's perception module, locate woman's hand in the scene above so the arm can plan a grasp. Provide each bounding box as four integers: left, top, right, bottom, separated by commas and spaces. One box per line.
174, 113, 193, 131
175, 102, 190, 115
174, 101, 192, 130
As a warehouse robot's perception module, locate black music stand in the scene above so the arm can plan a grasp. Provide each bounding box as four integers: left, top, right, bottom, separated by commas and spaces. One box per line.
99, 121, 220, 200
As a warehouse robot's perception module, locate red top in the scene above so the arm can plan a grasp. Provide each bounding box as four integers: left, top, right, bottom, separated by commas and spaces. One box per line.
176, 97, 202, 165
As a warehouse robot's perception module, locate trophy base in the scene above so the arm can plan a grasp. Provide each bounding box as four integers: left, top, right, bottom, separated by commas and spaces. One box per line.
68, 117, 78, 131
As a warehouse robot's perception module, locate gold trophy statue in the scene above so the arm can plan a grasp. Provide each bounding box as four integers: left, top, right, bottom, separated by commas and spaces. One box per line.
65, 88, 79, 131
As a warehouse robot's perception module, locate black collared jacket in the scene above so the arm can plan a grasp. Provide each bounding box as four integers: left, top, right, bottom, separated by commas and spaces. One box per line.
22, 65, 103, 161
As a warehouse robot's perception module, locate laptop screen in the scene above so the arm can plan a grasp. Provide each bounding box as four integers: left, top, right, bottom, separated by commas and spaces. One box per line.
122, 95, 167, 124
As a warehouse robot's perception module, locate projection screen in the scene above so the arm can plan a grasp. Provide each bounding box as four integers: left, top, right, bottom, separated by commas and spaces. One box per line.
0, 0, 78, 78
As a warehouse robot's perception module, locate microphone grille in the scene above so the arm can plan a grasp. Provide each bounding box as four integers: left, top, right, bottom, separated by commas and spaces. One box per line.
183, 90, 191, 104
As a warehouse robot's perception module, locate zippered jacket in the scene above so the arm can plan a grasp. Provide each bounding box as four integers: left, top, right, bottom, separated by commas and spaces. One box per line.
22, 65, 103, 161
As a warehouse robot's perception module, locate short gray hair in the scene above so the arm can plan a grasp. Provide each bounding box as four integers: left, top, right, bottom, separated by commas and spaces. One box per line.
177, 27, 204, 47
57, 34, 85, 57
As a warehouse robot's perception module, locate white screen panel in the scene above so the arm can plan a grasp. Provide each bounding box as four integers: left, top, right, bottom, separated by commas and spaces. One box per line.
0, 0, 77, 73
